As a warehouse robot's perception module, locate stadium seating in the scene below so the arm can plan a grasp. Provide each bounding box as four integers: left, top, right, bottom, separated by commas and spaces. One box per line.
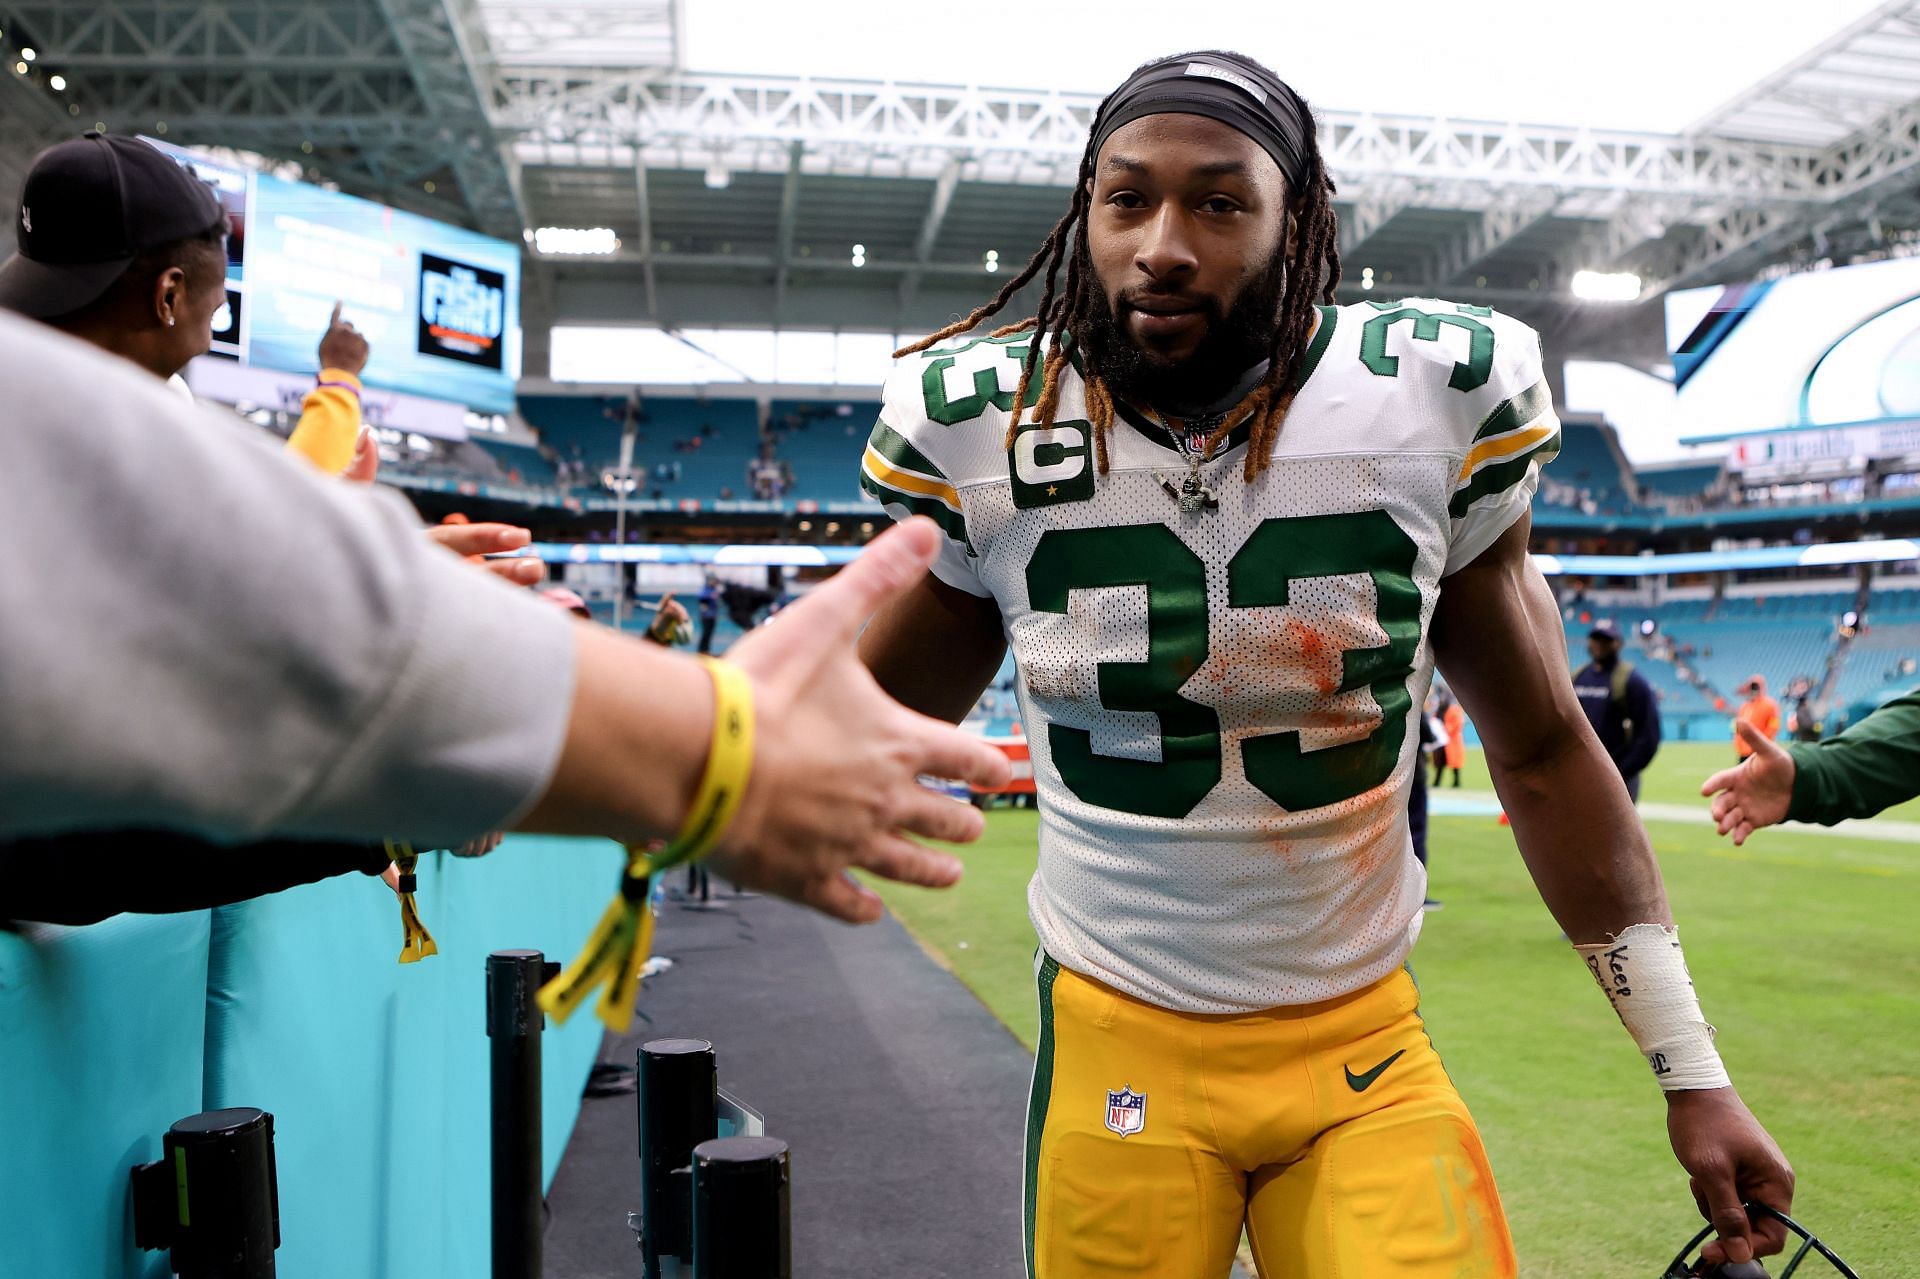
1653, 592, 1852, 710
471, 437, 559, 488
768, 398, 874, 505
1542, 419, 1638, 513
520, 395, 762, 500
1636, 463, 1723, 502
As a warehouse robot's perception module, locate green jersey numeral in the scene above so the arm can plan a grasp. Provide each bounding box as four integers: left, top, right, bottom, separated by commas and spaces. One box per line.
1027, 525, 1222, 818
921, 338, 1043, 426
1359, 305, 1496, 391
1023, 512, 1421, 819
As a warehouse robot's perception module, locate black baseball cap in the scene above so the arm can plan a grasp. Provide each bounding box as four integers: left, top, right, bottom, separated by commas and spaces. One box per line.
0, 131, 226, 319
1589, 619, 1623, 641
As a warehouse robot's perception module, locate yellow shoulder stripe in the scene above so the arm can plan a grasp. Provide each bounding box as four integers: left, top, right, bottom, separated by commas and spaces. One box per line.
1457, 419, 1558, 484
862, 445, 961, 511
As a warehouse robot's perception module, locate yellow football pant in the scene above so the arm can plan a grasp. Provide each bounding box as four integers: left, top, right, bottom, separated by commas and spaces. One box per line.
1024, 956, 1516, 1278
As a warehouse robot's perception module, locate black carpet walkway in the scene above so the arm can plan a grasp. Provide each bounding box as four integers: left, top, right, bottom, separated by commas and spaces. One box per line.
543, 887, 1036, 1278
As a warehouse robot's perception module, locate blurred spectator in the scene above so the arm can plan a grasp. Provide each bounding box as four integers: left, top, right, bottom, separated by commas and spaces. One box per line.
697, 575, 721, 654
1733, 675, 1782, 763
0, 132, 365, 474
1433, 691, 1466, 788
643, 595, 693, 647
1572, 620, 1662, 801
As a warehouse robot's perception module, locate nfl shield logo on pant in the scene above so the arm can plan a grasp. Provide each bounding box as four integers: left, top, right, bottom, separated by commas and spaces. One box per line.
1104, 1086, 1147, 1138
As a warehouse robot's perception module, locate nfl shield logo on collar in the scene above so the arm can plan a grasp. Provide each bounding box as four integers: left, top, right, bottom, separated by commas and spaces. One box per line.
1104, 1086, 1147, 1138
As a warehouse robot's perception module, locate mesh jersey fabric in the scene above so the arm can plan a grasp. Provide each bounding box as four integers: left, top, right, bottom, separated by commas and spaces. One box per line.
864, 300, 1559, 1012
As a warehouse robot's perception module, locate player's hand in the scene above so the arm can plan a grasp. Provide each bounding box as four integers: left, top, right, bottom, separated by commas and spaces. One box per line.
710, 517, 1012, 923
425, 521, 546, 587
318, 301, 371, 376
1666, 1087, 1794, 1267
1700, 722, 1796, 844
343, 426, 380, 484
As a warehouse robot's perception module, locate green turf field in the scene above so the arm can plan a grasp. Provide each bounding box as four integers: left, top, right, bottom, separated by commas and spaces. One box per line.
872, 743, 1918, 1277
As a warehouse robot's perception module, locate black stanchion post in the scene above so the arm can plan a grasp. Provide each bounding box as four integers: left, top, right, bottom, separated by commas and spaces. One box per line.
691, 1137, 790, 1279
130, 1107, 280, 1278
487, 949, 547, 1279
638, 1038, 717, 1277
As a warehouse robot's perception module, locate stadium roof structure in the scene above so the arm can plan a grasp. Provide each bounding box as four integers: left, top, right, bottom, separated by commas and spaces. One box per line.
10, 1, 1920, 370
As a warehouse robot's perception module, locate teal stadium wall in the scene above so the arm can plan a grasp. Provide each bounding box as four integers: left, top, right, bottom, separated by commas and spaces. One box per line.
0, 836, 616, 1278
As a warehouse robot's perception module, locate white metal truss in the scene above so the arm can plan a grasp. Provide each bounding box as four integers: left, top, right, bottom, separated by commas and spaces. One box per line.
0, 0, 523, 234
1693, 0, 1920, 147
364, 0, 525, 239
9, 2, 1920, 309
477, 0, 679, 70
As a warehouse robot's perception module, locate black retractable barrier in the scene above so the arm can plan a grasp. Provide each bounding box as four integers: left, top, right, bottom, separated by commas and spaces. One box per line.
691, 1137, 790, 1279
638, 1038, 718, 1276
130, 1107, 281, 1278
488, 949, 552, 1279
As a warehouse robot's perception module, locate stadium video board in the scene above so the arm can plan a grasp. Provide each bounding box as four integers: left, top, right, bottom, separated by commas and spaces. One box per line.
1666, 255, 1920, 442
149, 139, 522, 413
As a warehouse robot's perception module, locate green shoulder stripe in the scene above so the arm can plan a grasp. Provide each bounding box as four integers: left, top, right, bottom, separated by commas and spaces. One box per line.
1296, 304, 1339, 387
1473, 378, 1554, 443
860, 470, 973, 550
1448, 429, 1561, 518
868, 420, 947, 480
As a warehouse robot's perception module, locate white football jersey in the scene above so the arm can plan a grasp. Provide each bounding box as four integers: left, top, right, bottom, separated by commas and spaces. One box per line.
863, 300, 1559, 1013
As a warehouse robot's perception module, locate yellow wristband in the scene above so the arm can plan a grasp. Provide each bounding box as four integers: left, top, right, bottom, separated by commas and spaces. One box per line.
537, 657, 755, 1030
652, 656, 756, 872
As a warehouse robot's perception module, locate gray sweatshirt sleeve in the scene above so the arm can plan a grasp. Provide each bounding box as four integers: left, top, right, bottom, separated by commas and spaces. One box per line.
0, 314, 575, 846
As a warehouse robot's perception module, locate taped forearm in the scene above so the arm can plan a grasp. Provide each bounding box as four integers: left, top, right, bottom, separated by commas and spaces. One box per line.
1576, 924, 1729, 1091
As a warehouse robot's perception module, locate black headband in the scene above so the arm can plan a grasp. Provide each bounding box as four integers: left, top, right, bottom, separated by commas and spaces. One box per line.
1091, 56, 1311, 191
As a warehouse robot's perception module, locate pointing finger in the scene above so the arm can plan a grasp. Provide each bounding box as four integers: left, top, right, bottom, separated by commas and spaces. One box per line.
329, 300, 343, 328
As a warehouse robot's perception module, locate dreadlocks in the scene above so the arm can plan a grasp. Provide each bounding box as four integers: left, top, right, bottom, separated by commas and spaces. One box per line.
895, 52, 1341, 482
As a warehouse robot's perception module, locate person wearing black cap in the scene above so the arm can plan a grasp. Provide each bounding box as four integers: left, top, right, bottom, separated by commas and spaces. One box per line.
1573, 618, 1662, 800
0, 130, 231, 381
0, 130, 370, 475
859, 48, 1791, 1277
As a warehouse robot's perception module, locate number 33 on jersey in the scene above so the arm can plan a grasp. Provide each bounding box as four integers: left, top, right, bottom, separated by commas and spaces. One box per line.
861, 300, 1560, 1015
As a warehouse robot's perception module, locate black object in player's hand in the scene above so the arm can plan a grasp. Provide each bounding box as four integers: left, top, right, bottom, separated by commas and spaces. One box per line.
1662, 1203, 1861, 1279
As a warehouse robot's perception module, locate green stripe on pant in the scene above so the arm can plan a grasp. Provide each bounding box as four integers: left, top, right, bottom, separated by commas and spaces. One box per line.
1024, 952, 1060, 1279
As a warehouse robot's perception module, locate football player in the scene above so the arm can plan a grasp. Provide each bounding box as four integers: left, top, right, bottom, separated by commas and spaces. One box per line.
858, 49, 1795, 1279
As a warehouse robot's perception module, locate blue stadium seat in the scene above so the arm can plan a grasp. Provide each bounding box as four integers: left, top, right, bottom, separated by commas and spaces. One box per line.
768, 399, 876, 505
1635, 464, 1722, 501
520, 396, 762, 501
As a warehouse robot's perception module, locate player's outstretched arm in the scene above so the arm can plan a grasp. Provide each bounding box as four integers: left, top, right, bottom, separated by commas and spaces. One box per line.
1431, 513, 1793, 1268
858, 569, 1009, 724
519, 518, 1012, 923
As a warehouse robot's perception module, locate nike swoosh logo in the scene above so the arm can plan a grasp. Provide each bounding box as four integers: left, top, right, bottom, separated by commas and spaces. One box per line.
1344, 1049, 1406, 1093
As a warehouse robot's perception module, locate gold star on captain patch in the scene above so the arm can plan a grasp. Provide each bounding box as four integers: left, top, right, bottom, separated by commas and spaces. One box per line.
1047, 485, 1059, 497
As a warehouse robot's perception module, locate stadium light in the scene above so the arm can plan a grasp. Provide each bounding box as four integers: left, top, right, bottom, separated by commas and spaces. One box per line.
1361, 265, 1375, 292
48, 74, 64, 91
1571, 270, 1642, 302
11, 62, 23, 75
533, 226, 619, 255
20, 47, 34, 62
984, 248, 1000, 274
851, 242, 866, 268
704, 164, 730, 190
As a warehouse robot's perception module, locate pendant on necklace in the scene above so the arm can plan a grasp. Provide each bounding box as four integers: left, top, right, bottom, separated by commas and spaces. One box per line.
1158, 455, 1218, 514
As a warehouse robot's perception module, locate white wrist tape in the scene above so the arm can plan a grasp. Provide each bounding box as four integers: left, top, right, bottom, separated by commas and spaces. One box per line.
1575, 923, 1731, 1091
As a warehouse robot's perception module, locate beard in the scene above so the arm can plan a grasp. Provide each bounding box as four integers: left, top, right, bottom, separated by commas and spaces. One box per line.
1078, 240, 1289, 412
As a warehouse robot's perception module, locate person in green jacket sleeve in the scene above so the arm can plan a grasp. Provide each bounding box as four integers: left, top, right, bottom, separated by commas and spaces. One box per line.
1701, 686, 1920, 844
